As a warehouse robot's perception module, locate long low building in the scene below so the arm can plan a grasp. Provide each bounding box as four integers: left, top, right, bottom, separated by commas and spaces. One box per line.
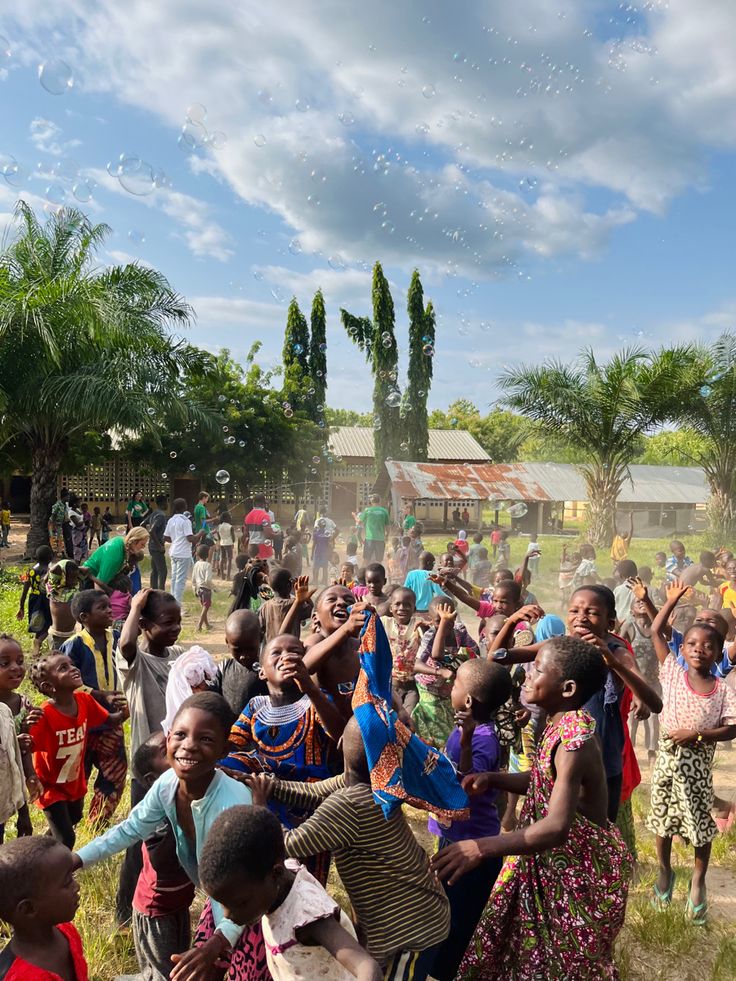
376, 461, 710, 535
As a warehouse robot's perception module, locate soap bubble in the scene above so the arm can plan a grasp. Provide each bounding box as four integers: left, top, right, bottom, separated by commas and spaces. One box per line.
312, 456, 320, 464
293, 343, 304, 355
284, 407, 294, 418
222, 426, 229, 433
253, 269, 264, 281
382, 336, 392, 348
253, 133, 267, 147
3, 159, 27, 188
328, 254, 345, 271
169, 451, 177, 459
422, 84, 436, 98
415, 122, 430, 135
422, 343, 435, 356
45, 183, 66, 205
146, 407, 155, 416
128, 229, 146, 244
72, 178, 94, 203
271, 286, 285, 303
295, 97, 311, 112
319, 342, 327, 353
400, 441, 409, 452
188, 464, 196, 471
206, 132, 227, 150
373, 416, 382, 431
226, 436, 236, 445
179, 121, 207, 151
118, 157, 155, 196
288, 237, 302, 256
507, 503, 528, 518
385, 390, 401, 408
238, 440, 246, 448
338, 111, 355, 126
186, 103, 207, 123
38, 58, 73, 95
0, 35, 11, 61
160, 473, 167, 480
215, 469, 230, 485
699, 385, 712, 397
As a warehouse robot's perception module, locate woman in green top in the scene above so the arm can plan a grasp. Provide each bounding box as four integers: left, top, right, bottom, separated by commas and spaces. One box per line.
82, 527, 149, 585
126, 489, 150, 529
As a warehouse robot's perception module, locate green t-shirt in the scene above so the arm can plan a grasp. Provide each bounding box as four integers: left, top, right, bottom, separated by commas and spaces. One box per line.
82, 536, 126, 584
402, 514, 416, 532
360, 506, 390, 542
193, 502, 208, 534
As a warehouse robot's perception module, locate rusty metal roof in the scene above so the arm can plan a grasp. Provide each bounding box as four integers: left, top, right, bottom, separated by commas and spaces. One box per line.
381, 461, 709, 504
328, 427, 490, 462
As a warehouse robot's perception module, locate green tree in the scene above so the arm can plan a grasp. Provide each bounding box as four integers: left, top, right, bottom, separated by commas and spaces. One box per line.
308, 289, 327, 419
633, 428, 702, 467
403, 271, 434, 460
324, 407, 374, 427
0, 203, 215, 554
501, 346, 699, 546
429, 401, 528, 463
282, 297, 310, 408
679, 333, 736, 541
341, 262, 401, 470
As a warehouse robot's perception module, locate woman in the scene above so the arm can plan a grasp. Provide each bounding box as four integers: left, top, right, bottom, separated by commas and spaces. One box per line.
83, 527, 149, 587
67, 493, 88, 563
126, 490, 150, 530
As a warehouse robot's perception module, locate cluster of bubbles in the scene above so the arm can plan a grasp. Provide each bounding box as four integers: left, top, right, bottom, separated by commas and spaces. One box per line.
106, 153, 168, 197
381, 331, 393, 349
282, 401, 294, 418
38, 58, 73, 95
178, 104, 226, 153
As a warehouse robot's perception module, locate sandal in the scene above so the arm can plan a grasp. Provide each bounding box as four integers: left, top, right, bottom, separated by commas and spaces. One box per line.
687, 881, 708, 925
651, 869, 676, 907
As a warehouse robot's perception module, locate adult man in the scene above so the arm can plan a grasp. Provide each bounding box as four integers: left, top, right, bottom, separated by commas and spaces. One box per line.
359, 494, 391, 563
243, 494, 273, 560
193, 491, 211, 537
142, 494, 168, 589
402, 506, 417, 534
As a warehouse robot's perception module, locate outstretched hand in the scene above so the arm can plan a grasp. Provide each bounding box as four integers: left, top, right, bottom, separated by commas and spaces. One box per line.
626, 577, 648, 600
666, 579, 692, 604
436, 603, 457, 626
294, 575, 316, 604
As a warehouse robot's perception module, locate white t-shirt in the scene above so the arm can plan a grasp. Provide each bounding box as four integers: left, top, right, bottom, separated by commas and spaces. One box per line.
218, 522, 234, 546
164, 513, 194, 559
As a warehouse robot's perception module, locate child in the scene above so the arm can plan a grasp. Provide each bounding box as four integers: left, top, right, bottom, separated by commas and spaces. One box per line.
467, 532, 484, 570
29, 653, 127, 848
217, 510, 234, 580
0, 500, 10, 548
453, 530, 469, 556
613, 558, 639, 624
101, 506, 113, 543
258, 716, 451, 973
569, 543, 598, 592
386, 536, 401, 582
282, 578, 365, 719
425, 660, 512, 981
404, 551, 446, 613
666, 539, 693, 581
346, 535, 360, 572
647, 584, 736, 921
433, 636, 632, 980
0, 836, 87, 980
328, 550, 341, 583
74, 693, 269, 981
380, 587, 422, 711
258, 568, 293, 644
312, 519, 331, 587
223, 633, 344, 871
46, 558, 81, 650
192, 543, 215, 631
620, 594, 660, 764
231, 552, 249, 604
471, 546, 492, 589
130, 731, 196, 981
89, 506, 102, 549
0, 636, 40, 841
61, 590, 128, 825
363, 562, 389, 612
162, 645, 218, 734
107, 572, 133, 631
114, 587, 185, 925
339, 561, 357, 589
210, 609, 267, 717
490, 525, 501, 560
16, 544, 53, 655
557, 544, 579, 607
718, 556, 736, 611
412, 597, 479, 748
200, 805, 382, 981
497, 531, 511, 567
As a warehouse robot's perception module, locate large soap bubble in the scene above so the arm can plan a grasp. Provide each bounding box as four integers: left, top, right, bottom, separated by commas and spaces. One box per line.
38, 58, 73, 95
507, 503, 529, 518
215, 469, 230, 485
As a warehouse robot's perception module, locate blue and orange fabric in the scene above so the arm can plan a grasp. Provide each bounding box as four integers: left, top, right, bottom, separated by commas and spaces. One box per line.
352, 609, 469, 824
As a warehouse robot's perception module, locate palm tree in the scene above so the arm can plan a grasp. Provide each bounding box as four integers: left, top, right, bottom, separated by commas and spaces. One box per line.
0, 202, 214, 554
500, 346, 700, 547
679, 332, 736, 541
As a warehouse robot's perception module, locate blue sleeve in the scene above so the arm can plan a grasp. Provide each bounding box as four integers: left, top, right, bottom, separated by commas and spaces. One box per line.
669, 628, 683, 660
715, 647, 734, 678
77, 780, 167, 866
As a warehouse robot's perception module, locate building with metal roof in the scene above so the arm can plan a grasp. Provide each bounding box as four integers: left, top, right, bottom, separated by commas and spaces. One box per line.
376, 461, 710, 536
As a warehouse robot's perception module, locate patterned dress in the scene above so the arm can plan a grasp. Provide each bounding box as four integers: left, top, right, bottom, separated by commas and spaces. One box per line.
459, 710, 632, 980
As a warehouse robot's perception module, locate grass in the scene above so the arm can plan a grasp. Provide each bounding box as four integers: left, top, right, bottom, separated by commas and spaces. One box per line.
1, 528, 735, 978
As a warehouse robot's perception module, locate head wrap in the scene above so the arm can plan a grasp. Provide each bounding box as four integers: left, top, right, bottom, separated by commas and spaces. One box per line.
162, 645, 218, 735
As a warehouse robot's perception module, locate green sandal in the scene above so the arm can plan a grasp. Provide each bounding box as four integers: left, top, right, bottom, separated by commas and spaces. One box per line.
651, 869, 676, 907
687, 882, 708, 925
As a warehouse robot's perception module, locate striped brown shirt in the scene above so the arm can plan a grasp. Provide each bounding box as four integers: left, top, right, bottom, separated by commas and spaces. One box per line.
275, 775, 450, 961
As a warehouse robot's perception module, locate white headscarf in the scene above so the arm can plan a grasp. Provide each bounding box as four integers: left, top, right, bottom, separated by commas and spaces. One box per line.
162, 645, 218, 735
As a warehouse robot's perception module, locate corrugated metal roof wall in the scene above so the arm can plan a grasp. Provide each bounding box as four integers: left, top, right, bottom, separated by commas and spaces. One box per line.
328, 427, 490, 462
382, 461, 709, 505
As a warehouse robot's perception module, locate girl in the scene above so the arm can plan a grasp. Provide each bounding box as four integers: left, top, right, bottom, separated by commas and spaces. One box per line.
0, 635, 41, 841
200, 805, 382, 981
379, 586, 424, 712
67, 493, 89, 563
621, 593, 660, 765
108, 572, 133, 632
74, 692, 270, 981
218, 510, 235, 580
432, 635, 633, 980
16, 544, 53, 655
647, 582, 736, 922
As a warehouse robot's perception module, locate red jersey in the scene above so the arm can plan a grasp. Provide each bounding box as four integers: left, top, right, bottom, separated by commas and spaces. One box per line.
0, 922, 88, 981
243, 508, 273, 559
30, 691, 109, 808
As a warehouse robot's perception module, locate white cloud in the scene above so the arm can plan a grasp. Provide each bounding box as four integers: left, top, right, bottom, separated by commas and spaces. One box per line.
29, 117, 80, 156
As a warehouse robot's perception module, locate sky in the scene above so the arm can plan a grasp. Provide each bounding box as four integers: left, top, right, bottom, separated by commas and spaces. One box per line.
1, 0, 735, 413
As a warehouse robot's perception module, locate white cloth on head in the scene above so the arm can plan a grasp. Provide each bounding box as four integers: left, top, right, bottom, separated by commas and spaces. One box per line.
457, 530, 467, 541
162, 645, 218, 735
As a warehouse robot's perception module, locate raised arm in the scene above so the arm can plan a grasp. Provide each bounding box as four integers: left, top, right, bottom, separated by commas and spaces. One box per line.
302, 604, 368, 673
118, 587, 151, 664
580, 631, 663, 712
434, 574, 480, 611
627, 577, 657, 622
281, 654, 346, 742
279, 575, 316, 636
651, 580, 690, 660
487, 604, 545, 655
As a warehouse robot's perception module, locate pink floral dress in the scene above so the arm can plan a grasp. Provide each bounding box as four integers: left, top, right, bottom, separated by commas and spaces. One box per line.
459, 710, 632, 980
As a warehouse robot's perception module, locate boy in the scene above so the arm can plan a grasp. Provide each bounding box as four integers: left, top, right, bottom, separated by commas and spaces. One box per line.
380, 587, 423, 712
404, 551, 446, 613
101, 507, 113, 544
467, 532, 484, 570
29, 653, 127, 848
88, 507, 102, 550
665, 540, 692, 581
0, 836, 86, 980
339, 561, 357, 589
0, 500, 10, 548
312, 518, 331, 587
61, 591, 128, 825
210, 609, 267, 717
16, 544, 53, 656
192, 543, 215, 632
130, 732, 195, 981
570, 543, 598, 592
471, 546, 492, 589
262, 716, 450, 974
258, 569, 306, 644
613, 559, 639, 624
364, 562, 390, 613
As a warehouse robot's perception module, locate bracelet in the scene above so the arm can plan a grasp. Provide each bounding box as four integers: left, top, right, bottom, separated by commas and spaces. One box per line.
696, 731, 704, 743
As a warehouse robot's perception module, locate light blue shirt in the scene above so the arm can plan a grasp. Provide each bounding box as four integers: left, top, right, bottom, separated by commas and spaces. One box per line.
77, 767, 252, 946
403, 569, 446, 611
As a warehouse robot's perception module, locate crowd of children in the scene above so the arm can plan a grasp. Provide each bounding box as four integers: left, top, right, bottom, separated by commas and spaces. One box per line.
1, 507, 736, 981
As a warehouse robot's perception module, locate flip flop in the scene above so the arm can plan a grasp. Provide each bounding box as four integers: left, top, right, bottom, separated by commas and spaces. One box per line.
651, 869, 676, 907
687, 881, 708, 925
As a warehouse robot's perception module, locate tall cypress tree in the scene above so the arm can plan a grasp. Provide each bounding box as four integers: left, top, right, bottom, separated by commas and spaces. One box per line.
404, 270, 434, 460
308, 289, 327, 419
341, 262, 401, 471
282, 297, 310, 407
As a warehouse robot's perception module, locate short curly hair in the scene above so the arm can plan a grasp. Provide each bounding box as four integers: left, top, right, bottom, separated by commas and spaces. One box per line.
29, 653, 65, 693
200, 806, 284, 894
543, 634, 607, 704
0, 836, 63, 922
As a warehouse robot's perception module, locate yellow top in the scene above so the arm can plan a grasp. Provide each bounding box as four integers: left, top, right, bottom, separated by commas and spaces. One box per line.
610, 535, 628, 562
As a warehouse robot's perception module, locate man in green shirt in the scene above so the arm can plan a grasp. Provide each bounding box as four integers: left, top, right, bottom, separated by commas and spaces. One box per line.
359, 495, 391, 563
402, 508, 417, 534
193, 491, 210, 535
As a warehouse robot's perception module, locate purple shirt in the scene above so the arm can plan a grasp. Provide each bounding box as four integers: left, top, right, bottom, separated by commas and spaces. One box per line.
428, 722, 500, 841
